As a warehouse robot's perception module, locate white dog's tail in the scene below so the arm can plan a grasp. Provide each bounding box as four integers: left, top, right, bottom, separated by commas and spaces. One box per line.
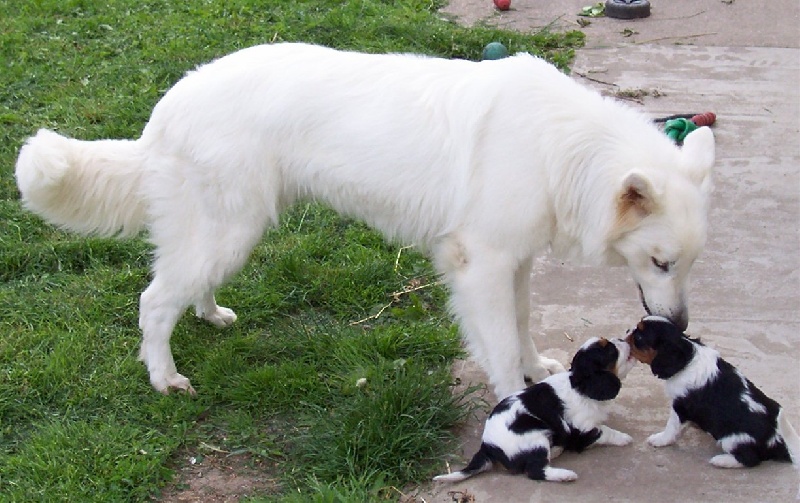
777, 409, 800, 499
433, 446, 493, 483
15, 128, 148, 237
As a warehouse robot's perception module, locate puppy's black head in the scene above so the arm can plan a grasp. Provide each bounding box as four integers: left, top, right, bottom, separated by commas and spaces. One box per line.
569, 337, 623, 401
625, 315, 694, 379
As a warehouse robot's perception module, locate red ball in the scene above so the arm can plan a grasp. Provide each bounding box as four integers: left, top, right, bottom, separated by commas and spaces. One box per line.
494, 0, 511, 11
691, 112, 716, 127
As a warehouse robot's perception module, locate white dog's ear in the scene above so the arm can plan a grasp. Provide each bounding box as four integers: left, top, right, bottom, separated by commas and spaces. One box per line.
613, 171, 660, 234
680, 127, 715, 193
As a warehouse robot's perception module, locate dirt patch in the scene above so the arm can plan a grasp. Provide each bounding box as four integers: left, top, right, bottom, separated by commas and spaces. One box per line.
157, 450, 280, 503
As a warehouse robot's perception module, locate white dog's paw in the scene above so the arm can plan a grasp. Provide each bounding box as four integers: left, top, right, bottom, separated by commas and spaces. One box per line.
151, 372, 196, 396
198, 305, 238, 328
709, 454, 744, 469
647, 431, 676, 447
524, 356, 566, 383
544, 467, 578, 482
540, 356, 567, 374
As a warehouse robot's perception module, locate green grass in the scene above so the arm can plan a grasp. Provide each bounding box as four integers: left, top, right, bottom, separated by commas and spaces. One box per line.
0, 1, 582, 501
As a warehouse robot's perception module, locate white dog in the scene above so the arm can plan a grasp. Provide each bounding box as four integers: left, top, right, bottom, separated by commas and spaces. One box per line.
15, 43, 715, 397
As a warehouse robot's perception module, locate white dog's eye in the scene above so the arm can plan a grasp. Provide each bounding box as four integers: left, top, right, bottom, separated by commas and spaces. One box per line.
651, 257, 671, 272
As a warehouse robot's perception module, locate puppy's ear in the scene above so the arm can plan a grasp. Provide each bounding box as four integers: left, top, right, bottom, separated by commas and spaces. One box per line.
650, 336, 694, 379
570, 370, 622, 401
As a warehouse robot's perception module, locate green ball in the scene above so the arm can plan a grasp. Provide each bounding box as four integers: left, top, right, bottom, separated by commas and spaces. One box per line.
482, 42, 509, 60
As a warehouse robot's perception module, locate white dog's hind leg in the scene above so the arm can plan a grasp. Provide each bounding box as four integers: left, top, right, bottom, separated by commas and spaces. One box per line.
139, 181, 273, 394
514, 258, 565, 383
139, 278, 195, 394
648, 408, 685, 447
195, 292, 237, 327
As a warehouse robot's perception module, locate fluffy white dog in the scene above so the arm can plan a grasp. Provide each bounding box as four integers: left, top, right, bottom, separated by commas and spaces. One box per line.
15, 43, 716, 397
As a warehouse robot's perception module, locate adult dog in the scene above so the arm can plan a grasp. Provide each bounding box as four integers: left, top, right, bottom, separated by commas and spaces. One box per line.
15, 43, 716, 397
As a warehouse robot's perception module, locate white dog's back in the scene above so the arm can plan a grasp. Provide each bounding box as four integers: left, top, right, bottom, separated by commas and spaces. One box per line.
140, 44, 566, 247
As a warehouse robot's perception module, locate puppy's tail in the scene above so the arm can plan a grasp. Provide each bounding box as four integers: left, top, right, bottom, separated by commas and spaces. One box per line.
777, 409, 800, 499
15, 129, 148, 237
433, 445, 493, 483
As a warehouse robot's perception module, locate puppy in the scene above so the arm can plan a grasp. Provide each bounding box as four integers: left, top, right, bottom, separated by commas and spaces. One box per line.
434, 337, 636, 483
627, 315, 800, 471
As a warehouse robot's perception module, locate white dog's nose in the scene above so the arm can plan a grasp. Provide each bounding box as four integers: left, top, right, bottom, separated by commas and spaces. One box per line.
671, 310, 689, 331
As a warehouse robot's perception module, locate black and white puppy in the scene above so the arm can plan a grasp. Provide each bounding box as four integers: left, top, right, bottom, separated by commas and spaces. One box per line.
434, 337, 636, 483
627, 315, 800, 470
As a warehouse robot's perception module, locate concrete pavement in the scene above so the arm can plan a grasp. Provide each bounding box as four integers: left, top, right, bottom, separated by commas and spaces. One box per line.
441, 0, 799, 48
413, 2, 800, 501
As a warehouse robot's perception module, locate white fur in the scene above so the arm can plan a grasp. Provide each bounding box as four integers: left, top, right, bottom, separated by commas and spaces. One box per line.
544, 467, 578, 482
717, 433, 756, 462
648, 408, 684, 447
709, 453, 745, 468
735, 369, 768, 414
432, 465, 492, 483
662, 343, 720, 400
14, 43, 715, 395
482, 397, 553, 459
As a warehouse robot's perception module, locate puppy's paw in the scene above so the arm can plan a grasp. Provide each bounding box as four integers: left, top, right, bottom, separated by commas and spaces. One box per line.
596, 425, 633, 447
611, 432, 633, 446
709, 454, 744, 469
544, 467, 578, 482
647, 431, 675, 447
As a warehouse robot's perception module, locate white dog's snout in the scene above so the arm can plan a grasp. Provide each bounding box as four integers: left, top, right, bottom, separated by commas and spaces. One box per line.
637, 284, 689, 331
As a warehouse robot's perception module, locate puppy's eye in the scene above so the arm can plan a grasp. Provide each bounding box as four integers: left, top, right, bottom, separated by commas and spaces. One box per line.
651, 257, 671, 272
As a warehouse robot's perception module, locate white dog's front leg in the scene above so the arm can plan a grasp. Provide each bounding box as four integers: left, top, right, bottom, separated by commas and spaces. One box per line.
514, 257, 565, 383
439, 238, 526, 398
648, 408, 684, 447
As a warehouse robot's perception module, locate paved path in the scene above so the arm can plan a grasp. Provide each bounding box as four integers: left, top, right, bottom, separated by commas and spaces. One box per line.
414, 2, 800, 501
